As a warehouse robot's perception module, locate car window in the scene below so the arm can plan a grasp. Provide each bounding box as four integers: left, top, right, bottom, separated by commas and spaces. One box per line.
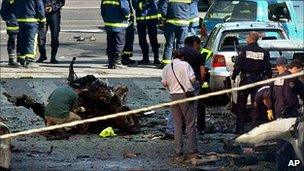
218, 29, 285, 51
206, 26, 221, 49
268, 2, 291, 22
292, 1, 304, 25
206, 1, 257, 21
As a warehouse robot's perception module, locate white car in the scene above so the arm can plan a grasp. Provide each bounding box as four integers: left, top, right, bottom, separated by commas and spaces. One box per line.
203, 21, 289, 91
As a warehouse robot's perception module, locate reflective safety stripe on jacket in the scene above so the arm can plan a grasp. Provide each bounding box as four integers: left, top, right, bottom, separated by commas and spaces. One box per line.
7, 26, 19, 31
166, 19, 190, 26
200, 48, 213, 60
136, 14, 161, 21
189, 17, 199, 24
17, 18, 46, 23
104, 22, 129, 28
102, 0, 119, 5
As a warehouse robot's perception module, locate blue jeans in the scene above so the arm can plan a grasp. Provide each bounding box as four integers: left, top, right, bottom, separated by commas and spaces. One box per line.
163, 26, 188, 61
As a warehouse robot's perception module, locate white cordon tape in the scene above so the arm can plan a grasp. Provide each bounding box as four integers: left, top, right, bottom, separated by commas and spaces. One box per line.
0, 71, 303, 139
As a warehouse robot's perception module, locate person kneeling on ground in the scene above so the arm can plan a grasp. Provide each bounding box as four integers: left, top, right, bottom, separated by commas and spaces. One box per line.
162, 49, 198, 157
45, 84, 83, 129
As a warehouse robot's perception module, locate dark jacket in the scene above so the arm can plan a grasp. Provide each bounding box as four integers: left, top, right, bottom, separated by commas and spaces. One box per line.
101, 0, 131, 32
44, 0, 65, 14
14, 0, 46, 23
132, 0, 160, 21
0, 0, 18, 33
274, 70, 304, 118
232, 42, 272, 81
158, 0, 191, 28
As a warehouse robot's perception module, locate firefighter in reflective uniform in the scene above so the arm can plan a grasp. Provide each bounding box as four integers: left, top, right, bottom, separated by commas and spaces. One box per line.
14, 0, 46, 68
121, 11, 137, 65
273, 58, 304, 171
0, 0, 19, 67
37, 0, 65, 64
188, 0, 199, 35
231, 31, 272, 134
133, 0, 160, 64
158, 0, 191, 65
101, 0, 131, 69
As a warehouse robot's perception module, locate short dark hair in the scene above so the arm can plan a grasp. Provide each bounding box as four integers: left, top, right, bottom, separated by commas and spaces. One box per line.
184, 36, 201, 46
173, 49, 185, 59
289, 59, 303, 69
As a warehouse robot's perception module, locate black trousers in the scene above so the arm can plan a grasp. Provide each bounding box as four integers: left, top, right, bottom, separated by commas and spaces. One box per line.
235, 76, 260, 132
136, 20, 159, 61
7, 32, 17, 55
197, 87, 207, 131
122, 23, 135, 58
38, 12, 61, 59
106, 30, 125, 63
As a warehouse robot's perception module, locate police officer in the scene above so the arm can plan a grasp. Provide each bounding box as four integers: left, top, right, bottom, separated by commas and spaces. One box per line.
188, 0, 199, 35
101, 0, 131, 69
231, 31, 272, 134
133, 0, 160, 64
0, 0, 19, 67
37, 0, 65, 64
158, 0, 191, 65
273, 58, 304, 171
251, 85, 274, 127
14, 0, 46, 68
121, 1, 137, 66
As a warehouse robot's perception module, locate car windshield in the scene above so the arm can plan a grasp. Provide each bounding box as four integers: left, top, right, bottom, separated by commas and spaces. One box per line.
206, 1, 257, 21
218, 29, 285, 51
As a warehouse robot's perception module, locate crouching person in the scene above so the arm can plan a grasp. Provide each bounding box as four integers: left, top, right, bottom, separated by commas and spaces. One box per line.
162, 49, 198, 158
45, 84, 82, 131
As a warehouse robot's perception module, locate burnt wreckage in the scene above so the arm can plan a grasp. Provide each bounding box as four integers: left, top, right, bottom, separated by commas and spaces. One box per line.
4, 57, 140, 134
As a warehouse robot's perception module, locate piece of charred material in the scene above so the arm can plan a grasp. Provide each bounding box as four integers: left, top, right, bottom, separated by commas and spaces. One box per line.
0, 122, 12, 170
3, 93, 46, 122
67, 58, 140, 133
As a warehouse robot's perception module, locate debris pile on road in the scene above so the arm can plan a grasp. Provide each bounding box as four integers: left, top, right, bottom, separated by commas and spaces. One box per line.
3, 58, 140, 134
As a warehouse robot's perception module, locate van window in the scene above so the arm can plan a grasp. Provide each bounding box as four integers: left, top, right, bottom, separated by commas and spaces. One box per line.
206, 1, 257, 21
268, 2, 291, 22
292, 1, 304, 25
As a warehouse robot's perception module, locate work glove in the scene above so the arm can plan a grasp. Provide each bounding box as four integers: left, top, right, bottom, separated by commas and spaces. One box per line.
45, 5, 53, 13
267, 110, 274, 121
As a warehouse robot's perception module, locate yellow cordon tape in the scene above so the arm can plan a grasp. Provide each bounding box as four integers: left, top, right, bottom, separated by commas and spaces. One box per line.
0, 71, 303, 140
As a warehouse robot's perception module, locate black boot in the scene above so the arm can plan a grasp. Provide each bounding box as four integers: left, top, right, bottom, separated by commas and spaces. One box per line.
8, 55, 19, 67
37, 45, 47, 63
108, 56, 115, 69
121, 55, 137, 66
50, 46, 59, 64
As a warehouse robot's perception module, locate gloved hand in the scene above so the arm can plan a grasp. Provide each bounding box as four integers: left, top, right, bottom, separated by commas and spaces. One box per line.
158, 19, 165, 31
45, 5, 53, 13
267, 110, 274, 121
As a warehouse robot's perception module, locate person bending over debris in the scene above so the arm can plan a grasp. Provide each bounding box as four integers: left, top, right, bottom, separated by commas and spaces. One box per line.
45, 84, 83, 127
162, 49, 198, 157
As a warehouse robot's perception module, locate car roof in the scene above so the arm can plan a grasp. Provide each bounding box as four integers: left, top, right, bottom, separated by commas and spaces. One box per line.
215, 21, 284, 31
258, 40, 304, 51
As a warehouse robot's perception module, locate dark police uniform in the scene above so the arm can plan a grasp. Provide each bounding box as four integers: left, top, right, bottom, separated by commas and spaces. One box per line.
274, 70, 304, 171
37, 0, 65, 63
251, 85, 273, 127
14, 0, 46, 67
0, 0, 19, 66
231, 42, 272, 133
133, 0, 160, 64
101, 0, 131, 69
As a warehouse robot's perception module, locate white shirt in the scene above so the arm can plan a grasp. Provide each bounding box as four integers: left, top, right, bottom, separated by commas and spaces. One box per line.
162, 59, 196, 94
